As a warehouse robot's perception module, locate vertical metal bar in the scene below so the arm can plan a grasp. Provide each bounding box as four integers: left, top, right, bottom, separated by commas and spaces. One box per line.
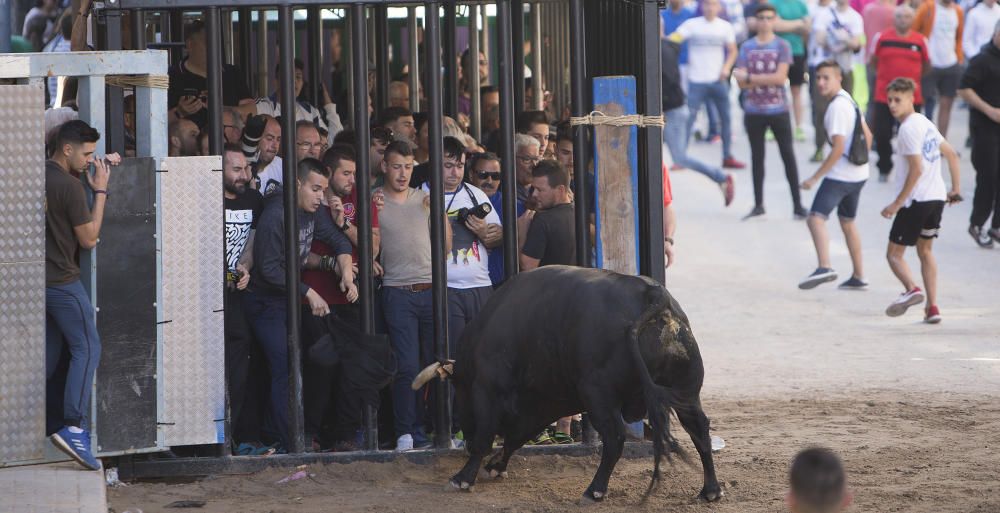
239, 8, 253, 92
344, 10, 355, 127
206, 7, 223, 156
131, 9, 145, 49
511, 0, 525, 114
407, 7, 420, 112
278, 4, 305, 455
307, 6, 323, 106
135, 85, 168, 160
77, 75, 105, 302
469, 4, 481, 141
169, 10, 184, 63
0, 0, 10, 53
480, 3, 490, 80
530, 2, 542, 111
424, 0, 451, 450
374, 5, 390, 113
350, 2, 377, 451
256, 9, 269, 99
569, 0, 588, 268
639, 0, 665, 283
497, 0, 518, 278
102, 9, 125, 156
443, 2, 457, 117
222, 10, 234, 65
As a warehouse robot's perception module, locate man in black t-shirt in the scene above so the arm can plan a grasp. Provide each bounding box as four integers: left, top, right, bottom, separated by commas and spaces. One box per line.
222, 144, 263, 450
168, 19, 253, 128
520, 160, 576, 269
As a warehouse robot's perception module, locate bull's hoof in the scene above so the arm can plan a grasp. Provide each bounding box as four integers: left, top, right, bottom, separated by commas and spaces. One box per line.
489, 469, 508, 479
444, 480, 462, 492
699, 487, 724, 502
578, 490, 605, 505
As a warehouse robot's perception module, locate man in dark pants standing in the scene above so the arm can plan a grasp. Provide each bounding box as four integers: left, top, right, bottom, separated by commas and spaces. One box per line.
45, 120, 121, 470
870, 5, 928, 182
222, 144, 262, 451
958, 21, 1000, 248
734, 4, 807, 220
241, 158, 356, 451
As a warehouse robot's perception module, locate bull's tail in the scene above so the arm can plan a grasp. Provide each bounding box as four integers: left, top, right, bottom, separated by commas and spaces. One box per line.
628, 286, 685, 498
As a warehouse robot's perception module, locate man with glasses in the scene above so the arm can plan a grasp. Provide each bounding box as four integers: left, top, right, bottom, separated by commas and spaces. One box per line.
295, 121, 323, 163
734, 4, 807, 220
223, 107, 244, 145
467, 152, 506, 285
515, 133, 542, 211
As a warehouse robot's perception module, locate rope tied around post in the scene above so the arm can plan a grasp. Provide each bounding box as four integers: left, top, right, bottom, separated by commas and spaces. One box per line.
569, 110, 665, 128
105, 75, 170, 89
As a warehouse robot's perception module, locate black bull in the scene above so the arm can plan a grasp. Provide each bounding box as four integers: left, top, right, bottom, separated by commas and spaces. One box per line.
415, 265, 722, 503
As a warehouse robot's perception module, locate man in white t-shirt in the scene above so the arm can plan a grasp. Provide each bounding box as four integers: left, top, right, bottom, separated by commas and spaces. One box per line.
808, 0, 864, 162
880, 78, 962, 324
669, 0, 746, 169
799, 61, 872, 290
914, 0, 965, 138
422, 137, 502, 355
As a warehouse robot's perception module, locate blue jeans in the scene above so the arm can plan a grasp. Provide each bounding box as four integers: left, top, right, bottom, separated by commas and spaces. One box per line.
664, 105, 727, 184
382, 286, 435, 440
687, 81, 733, 159
242, 290, 290, 449
46, 280, 101, 431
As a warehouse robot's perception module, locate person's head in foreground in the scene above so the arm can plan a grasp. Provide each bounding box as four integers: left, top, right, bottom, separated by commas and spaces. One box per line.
788, 447, 852, 513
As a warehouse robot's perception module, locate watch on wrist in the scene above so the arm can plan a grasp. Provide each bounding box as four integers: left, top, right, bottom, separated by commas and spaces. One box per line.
664, 236, 675, 245
340, 219, 351, 231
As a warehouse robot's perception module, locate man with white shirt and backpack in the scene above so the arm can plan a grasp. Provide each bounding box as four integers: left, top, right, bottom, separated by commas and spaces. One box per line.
880, 77, 963, 324
799, 60, 872, 291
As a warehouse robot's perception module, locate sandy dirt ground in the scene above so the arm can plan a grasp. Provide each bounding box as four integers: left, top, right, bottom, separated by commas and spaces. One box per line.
110, 97, 999, 513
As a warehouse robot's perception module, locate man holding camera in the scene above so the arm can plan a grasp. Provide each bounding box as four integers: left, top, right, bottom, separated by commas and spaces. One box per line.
421, 137, 502, 360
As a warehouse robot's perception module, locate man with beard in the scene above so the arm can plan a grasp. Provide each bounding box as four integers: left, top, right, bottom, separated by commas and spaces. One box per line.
168, 118, 200, 157
241, 158, 357, 451
300, 143, 382, 451
221, 144, 264, 452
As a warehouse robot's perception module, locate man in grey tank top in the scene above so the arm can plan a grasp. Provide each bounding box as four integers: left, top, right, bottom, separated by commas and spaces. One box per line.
378, 141, 452, 451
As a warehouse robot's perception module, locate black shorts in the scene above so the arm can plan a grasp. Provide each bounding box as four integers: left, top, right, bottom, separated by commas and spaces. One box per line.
889, 200, 945, 246
789, 55, 807, 86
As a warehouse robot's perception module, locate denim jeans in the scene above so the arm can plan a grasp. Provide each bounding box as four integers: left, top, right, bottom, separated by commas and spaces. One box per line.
687, 80, 734, 159
382, 286, 435, 440
664, 105, 727, 184
242, 290, 291, 449
46, 280, 101, 431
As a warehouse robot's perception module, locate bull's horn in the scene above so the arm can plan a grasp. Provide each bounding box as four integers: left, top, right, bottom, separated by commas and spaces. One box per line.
412, 362, 442, 390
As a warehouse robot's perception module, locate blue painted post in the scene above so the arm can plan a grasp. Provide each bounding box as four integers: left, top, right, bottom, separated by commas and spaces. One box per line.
592, 76, 641, 276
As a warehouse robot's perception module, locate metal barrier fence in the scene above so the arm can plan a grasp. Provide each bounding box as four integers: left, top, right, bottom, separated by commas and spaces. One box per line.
30, 0, 664, 473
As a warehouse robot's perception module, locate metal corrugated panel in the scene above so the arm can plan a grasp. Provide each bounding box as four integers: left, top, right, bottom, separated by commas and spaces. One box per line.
159, 156, 226, 447
0, 84, 47, 467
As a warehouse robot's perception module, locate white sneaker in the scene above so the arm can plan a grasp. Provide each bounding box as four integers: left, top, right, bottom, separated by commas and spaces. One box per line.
451, 437, 465, 449
886, 287, 924, 317
396, 434, 414, 451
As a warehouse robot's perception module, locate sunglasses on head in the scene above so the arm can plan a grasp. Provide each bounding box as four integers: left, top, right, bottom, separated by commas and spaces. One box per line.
476, 171, 502, 180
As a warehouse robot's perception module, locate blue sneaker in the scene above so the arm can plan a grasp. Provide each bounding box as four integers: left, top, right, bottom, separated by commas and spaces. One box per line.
50, 427, 101, 470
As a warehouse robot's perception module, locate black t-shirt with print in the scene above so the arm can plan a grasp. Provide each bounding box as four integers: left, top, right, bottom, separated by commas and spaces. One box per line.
224, 189, 263, 272
168, 59, 252, 128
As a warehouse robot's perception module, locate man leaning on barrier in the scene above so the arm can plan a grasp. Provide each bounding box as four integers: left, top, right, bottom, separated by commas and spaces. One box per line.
45, 119, 121, 471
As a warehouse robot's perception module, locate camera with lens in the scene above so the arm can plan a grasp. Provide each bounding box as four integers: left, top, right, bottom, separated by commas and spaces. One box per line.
456, 202, 493, 224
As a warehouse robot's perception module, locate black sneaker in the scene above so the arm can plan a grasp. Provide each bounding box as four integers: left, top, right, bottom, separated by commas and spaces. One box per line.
793, 206, 809, 220
838, 276, 869, 290
968, 225, 994, 249
798, 268, 838, 289
742, 205, 766, 220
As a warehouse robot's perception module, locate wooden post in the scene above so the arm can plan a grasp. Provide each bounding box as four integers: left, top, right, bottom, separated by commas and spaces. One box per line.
592, 76, 640, 275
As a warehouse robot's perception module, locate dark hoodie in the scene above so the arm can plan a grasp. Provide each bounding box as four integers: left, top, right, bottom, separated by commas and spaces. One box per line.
960, 41, 1000, 132
251, 187, 352, 297
661, 39, 686, 112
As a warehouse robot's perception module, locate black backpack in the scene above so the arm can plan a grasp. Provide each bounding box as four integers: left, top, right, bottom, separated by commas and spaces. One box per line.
832, 92, 870, 166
